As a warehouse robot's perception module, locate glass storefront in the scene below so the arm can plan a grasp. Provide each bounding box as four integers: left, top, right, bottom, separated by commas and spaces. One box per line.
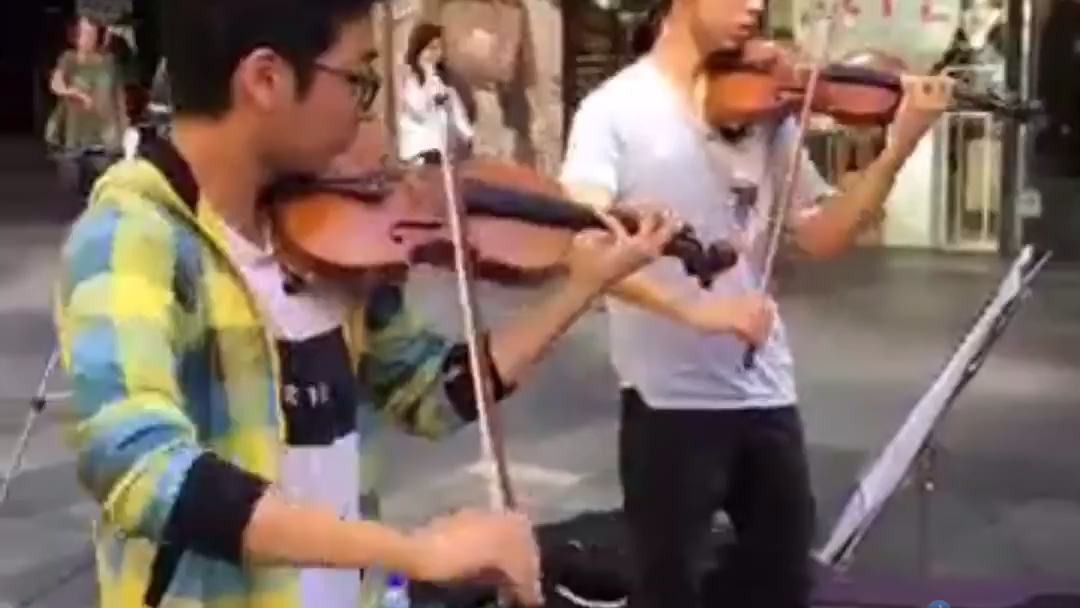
560, 0, 1047, 256
769, 0, 1026, 254
1023, 0, 1080, 261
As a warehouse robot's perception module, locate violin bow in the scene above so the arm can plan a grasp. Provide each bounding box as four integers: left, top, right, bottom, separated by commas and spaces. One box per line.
433, 110, 518, 512
744, 0, 846, 368
433, 101, 525, 606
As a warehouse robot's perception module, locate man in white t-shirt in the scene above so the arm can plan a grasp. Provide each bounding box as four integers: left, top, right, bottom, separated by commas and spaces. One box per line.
560, 0, 954, 606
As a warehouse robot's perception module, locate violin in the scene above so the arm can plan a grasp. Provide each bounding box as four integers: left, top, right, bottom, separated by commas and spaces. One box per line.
701, 39, 1042, 130
265, 155, 738, 290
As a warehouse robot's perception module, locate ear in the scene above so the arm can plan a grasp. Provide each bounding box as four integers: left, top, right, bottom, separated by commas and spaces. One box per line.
235, 48, 293, 111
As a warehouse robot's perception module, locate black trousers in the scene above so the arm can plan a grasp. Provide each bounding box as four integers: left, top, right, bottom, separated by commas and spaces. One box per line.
618, 388, 816, 608
55, 150, 120, 200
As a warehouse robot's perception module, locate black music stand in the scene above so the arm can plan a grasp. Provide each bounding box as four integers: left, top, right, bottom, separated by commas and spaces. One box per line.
813, 245, 1054, 607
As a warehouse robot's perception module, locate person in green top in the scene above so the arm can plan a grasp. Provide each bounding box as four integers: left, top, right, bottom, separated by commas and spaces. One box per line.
48, 15, 126, 152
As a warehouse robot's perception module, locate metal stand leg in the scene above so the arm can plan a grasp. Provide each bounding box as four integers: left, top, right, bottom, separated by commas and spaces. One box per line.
0, 348, 69, 508
916, 436, 938, 577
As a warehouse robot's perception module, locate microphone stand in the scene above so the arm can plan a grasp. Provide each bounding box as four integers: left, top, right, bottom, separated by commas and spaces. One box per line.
0, 108, 177, 510
0, 349, 71, 508
915, 431, 939, 577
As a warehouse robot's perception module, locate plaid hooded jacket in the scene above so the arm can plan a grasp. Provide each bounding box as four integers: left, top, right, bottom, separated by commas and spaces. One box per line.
53, 140, 477, 608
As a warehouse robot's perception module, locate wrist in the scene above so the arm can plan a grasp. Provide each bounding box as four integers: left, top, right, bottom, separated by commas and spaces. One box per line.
675, 300, 704, 327
562, 273, 607, 304
605, 273, 700, 326
387, 530, 428, 579
878, 137, 915, 173
341, 520, 425, 577
678, 299, 728, 330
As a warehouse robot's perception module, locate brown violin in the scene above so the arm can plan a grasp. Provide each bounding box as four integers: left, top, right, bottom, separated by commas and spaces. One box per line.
265, 156, 737, 290
701, 39, 1042, 129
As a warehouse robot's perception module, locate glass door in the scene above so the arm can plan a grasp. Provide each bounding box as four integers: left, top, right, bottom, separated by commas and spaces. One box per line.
936, 66, 1006, 252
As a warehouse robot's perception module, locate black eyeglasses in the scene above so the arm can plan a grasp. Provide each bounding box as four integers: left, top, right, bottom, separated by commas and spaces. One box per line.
314, 62, 382, 111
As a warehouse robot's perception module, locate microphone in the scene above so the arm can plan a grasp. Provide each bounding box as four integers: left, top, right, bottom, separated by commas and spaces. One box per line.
431, 73, 450, 107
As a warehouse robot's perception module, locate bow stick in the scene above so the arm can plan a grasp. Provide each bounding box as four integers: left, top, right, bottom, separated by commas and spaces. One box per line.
433, 94, 525, 606
433, 106, 518, 513
743, 0, 846, 369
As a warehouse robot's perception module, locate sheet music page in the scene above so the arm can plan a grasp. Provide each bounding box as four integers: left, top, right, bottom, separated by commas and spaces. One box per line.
818, 247, 1035, 566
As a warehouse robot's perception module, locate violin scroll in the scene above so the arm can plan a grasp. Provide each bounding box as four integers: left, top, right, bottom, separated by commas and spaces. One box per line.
675, 236, 738, 290
609, 209, 737, 288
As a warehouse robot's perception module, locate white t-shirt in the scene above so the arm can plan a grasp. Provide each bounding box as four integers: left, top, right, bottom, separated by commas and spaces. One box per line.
398, 69, 474, 162
221, 223, 362, 608
560, 57, 835, 410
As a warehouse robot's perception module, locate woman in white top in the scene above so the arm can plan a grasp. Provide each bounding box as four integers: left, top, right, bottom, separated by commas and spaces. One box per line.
398, 22, 475, 165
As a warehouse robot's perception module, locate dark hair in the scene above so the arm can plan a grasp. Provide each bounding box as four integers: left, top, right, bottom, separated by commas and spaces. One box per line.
404, 21, 446, 84
70, 15, 105, 49
106, 29, 134, 66
161, 0, 377, 117
630, 0, 672, 58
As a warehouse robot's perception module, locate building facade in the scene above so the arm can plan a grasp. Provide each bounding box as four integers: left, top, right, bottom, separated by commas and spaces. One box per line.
375, 0, 568, 176
7, 0, 1062, 260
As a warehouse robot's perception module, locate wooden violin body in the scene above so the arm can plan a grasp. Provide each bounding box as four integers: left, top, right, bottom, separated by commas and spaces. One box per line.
266, 156, 738, 289
701, 39, 1040, 131
702, 41, 909, 128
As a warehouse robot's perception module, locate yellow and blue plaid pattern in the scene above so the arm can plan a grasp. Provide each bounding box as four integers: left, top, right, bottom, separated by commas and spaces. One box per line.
54, 157, 468, 608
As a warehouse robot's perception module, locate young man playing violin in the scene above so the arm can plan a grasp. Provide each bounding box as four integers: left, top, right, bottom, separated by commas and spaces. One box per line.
560, 0, 954, 606
52, 1, 679, 608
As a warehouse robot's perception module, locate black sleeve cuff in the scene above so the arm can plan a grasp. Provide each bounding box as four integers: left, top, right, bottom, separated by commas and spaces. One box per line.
162, 452, 270, 564
442, 333, 516, 422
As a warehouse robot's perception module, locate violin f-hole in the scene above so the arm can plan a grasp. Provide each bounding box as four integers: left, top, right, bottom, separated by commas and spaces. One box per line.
388, 219, 445, 244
